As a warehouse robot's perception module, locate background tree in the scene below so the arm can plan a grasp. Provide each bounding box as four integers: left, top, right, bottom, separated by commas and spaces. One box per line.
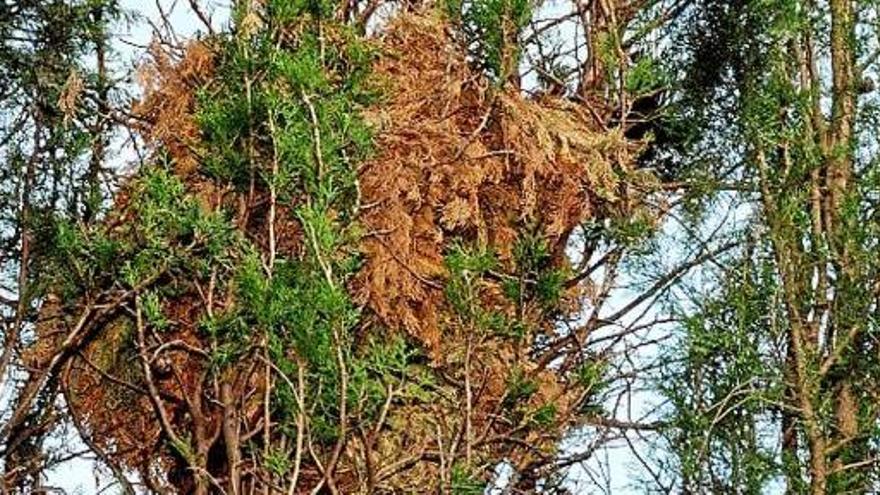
0, 0, 125, 491
0, 0, 779, 493
656, 0, 880, 493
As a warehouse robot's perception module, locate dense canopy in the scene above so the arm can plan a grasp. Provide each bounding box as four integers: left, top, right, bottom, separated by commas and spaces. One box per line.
1, 0, 879, 494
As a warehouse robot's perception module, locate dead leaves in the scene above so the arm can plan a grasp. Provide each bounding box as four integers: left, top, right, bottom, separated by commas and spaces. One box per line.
355, 14, 638, 354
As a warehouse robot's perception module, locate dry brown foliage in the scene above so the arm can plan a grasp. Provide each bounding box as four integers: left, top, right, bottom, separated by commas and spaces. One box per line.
344, 13, 653, 489
133, 40, 215, 176
355, 13, 646, 354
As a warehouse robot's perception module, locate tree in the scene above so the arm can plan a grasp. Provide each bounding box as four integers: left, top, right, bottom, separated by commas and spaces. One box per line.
0, 0, 124, 491
0, 0, 734, 493
659, 0, 880, 492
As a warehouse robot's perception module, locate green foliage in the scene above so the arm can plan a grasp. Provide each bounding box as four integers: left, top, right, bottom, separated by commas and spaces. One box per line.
187, 2, 418, 453
0, 1, 126, 329
195, 89, 252, 186
450, 464, 486, 494
661, 253, 786, 492
531, 403, 557, 427
264, 447, 292, 477
445, 0, 532, 79
50, 220, 121, 294
575, 359, 607, 390
447, 242, 499, 274
445, 243, 498, 322
502, 368, 538, 410
512, 230, 550, 273
535, 268, 566, 307
654, 0, 880, 489
624, 53, 668, 96
509, 230, 569, 308
141, 292, 169, 332
201, 309, 252, 369
267, 0, 334, 22
606, 212, 656, 247
46, 166, 243, 299
14, 0, 880, 491
169, 434, 196, 465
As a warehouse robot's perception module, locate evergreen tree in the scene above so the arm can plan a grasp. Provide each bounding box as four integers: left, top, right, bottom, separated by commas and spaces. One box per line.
658, 0, 880, 492
3, 0, 830, 493
0, 0, 123, 491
